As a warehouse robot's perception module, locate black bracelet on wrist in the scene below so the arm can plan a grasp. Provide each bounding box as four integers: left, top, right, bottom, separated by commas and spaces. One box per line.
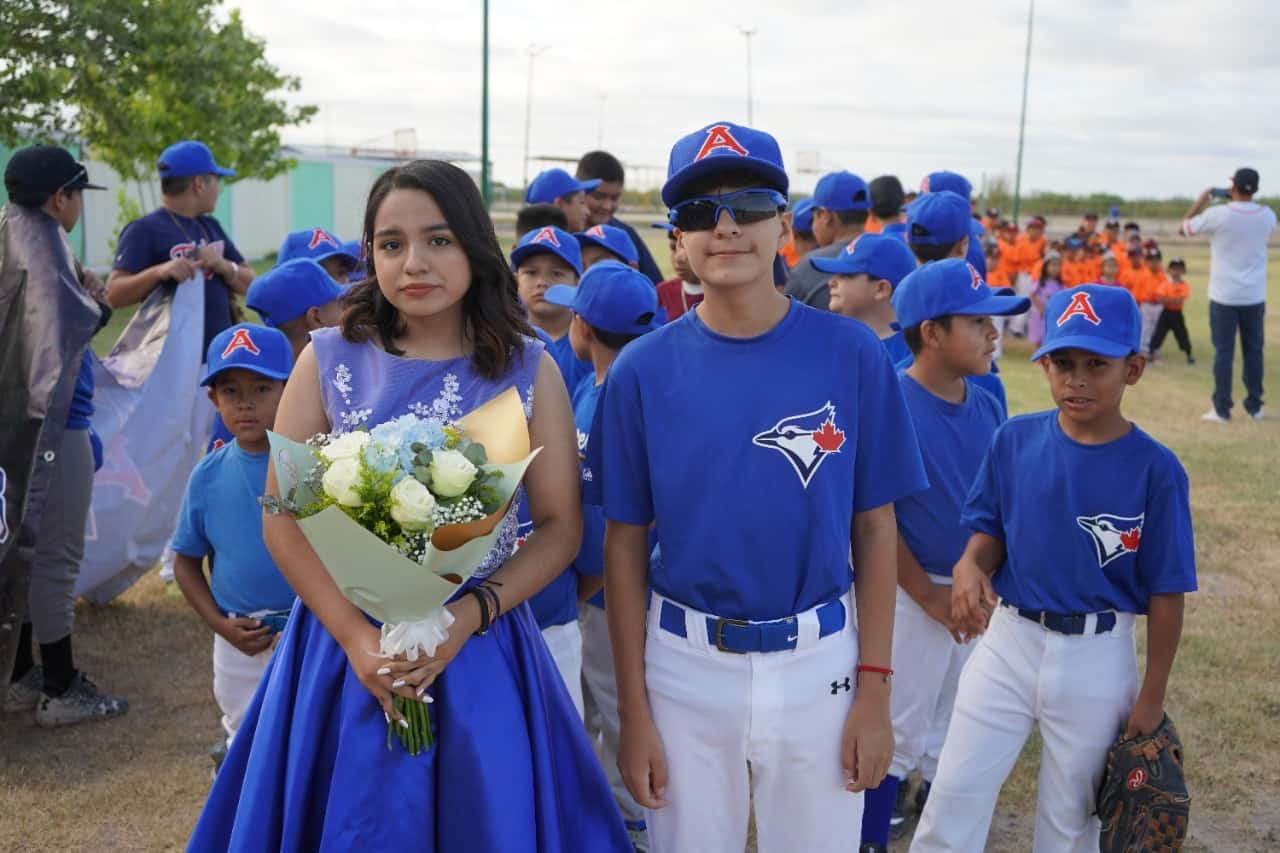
468, 588, 491, 636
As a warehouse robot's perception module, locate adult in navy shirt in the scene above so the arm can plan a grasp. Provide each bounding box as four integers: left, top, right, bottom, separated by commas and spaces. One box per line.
576, 150, 664, 284
107, 141, 254, 353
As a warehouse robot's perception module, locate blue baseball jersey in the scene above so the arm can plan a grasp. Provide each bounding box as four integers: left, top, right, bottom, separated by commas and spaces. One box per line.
171, 440, 296, 615
962, 411, 1197, 614
525, 375, 606, 628
894, 374, 1005, 577
546, 332, 592, 395
65, 350, 95, 430
112, 209, 245, 352
600, 300, 928, 620
882, 330, 911, 365
896, 352, 1008, 416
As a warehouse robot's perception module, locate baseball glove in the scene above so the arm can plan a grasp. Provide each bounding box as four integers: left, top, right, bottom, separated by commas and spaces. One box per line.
1096, 714, 1191, 852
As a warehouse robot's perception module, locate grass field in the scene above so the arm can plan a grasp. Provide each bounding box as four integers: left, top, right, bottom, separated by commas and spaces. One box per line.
2, 227, 1278, 851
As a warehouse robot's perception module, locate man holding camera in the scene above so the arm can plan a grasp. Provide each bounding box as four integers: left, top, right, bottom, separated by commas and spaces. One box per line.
1183, 168, 1276, 421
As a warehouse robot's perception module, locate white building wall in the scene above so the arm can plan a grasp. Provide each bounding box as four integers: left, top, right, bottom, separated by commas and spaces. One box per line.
231, 174, 290, 261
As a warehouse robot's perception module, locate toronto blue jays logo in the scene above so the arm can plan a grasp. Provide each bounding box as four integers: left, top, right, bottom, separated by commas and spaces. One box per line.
512, 519, 533, 554
1076, 513, 1144, 567
752, 403, 846, 488
0, 467, 9, 545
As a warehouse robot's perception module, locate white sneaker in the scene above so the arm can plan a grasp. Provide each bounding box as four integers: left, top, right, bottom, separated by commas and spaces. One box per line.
3, 666, 43, 713
1250, 408, 1265, 420
1200, 409, 1229, 423
35, 672, 128, 727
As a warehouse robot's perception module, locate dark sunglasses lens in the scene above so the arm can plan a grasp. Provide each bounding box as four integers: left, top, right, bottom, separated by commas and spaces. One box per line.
674, 194, 779, 231
673, 201, 719, 231
731, 197, 780, 225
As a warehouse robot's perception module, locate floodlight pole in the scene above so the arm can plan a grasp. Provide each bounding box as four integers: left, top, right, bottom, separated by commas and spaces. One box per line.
522, 44, 550, 189
739, 26, 757, 125
481, 0, 490, 207
1012, 0, 1035, 224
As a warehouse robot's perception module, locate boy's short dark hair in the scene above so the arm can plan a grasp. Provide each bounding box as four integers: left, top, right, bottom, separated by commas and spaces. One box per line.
910, 241, 962, 263
515, 204, 568, 237
211, 370, 285, 389
587, 321, 643, 352
835, 209, 869, 227
161, 175, 195, 197
576, 151, 625, 184
903, 316, 953, 355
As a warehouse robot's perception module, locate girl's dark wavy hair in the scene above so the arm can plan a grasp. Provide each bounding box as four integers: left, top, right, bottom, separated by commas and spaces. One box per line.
341, 159, 534, 380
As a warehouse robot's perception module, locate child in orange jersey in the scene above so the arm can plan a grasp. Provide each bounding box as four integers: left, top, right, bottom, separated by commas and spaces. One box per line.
1149, 257, 1194, 364
1136, 246, 1168, 357
1098, 254, 1122, 287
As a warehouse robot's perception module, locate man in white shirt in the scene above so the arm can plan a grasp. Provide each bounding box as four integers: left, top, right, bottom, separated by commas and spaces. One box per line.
1183, 167, 1276, 421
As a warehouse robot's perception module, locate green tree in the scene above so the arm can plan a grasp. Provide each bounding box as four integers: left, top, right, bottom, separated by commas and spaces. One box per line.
0, 0, 315, 192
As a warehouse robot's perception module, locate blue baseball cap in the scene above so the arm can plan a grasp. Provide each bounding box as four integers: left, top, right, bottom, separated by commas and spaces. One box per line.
892, 258, 1030, 329
1031, 285, 1141, 361
202, 323, 293, 386
246, 259, 346, 328
811, 233, 918, 289
907, 191, 971, 246
277, 228, 360, 272
510, 226, 583, 275
575, 224, 639, 265
812, 171, 870, 212
544, 261, 662, 336
158, 141, 236, 179
524, 168, 602, 205
662, 121, 789, 207
791, 198, 816, 234
922, 170, 972, 200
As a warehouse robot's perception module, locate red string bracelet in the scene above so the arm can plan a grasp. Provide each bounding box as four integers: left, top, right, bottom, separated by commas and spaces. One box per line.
856, 665, 893, 676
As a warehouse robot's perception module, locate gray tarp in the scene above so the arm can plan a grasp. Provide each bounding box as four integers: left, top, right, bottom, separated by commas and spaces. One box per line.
0, 203, 103, 690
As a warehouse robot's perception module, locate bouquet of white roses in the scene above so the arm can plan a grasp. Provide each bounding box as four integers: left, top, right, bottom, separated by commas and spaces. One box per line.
265, 388, 539, 755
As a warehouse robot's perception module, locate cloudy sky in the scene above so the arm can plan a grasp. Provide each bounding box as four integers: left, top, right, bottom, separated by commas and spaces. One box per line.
233, 0, 1279, 199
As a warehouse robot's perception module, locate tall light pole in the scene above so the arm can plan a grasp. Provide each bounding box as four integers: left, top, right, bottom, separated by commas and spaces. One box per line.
522, 44, 550, 189
738, 26, 756, 125
480, 0, 490, 207
1011, 0, 1035, 224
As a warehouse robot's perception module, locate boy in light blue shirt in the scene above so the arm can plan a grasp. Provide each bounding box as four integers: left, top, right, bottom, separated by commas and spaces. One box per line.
172, 323, 295, 750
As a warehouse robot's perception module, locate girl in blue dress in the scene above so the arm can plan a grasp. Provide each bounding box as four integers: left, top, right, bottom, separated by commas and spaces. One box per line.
189, 160, 631, 852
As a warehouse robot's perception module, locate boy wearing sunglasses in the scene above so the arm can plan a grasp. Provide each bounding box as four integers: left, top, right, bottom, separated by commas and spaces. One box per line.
599, 121, 928, 853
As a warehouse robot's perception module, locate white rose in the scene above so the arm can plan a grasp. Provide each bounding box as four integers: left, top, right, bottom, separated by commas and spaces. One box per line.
321, 457, 363, 507
390, 477, 436, 531
428, 450, 478, 498
319, 431, 369, 463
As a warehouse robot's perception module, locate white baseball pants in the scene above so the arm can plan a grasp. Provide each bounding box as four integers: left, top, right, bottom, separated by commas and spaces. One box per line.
212, 633, 273, 747
642, 591, 862, 853
910, 604, 1137, 853
540, 620, 585, 720
889, 582, 975, 782
581, 603, 646, 825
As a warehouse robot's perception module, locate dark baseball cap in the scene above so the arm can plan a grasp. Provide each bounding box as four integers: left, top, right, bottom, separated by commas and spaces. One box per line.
4, 145, 105, 200
869, 175, 906, 218
1231, 167, 1259, 194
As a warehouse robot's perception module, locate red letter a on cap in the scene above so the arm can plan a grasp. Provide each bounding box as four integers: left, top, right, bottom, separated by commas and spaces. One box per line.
222, 328, 261, 358
532, 227, 561, 247
695, 125, 749, 161
1056, 292, 1102, 327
